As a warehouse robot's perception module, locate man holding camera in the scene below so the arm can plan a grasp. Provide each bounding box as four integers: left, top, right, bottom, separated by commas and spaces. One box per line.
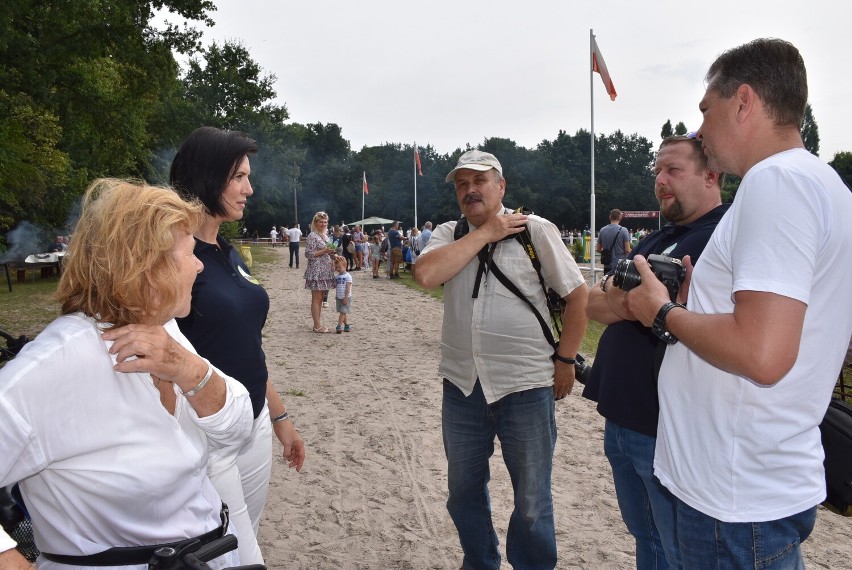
583, 134, 726, 569
416, 149, 588, 569
626, 39, 852, 568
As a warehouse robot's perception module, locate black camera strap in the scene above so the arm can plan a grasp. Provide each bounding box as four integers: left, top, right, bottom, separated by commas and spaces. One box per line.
454, 208, 562, 350
487, 261, 558, 350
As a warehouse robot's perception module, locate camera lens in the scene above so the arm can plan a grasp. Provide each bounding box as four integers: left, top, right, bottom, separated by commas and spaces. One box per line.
611, 259, 642, 292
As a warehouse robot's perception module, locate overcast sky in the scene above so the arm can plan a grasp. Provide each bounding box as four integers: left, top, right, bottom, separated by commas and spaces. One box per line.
165, 0, 851, 161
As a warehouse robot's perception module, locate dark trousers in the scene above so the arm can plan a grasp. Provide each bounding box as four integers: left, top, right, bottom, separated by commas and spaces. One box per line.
289, 243, 300, 268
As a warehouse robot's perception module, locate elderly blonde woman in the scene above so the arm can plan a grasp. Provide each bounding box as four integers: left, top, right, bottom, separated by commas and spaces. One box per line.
0, 179, 252, 570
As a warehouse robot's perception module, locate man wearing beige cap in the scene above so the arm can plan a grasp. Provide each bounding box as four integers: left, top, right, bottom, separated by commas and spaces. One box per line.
416, 149, 588, 569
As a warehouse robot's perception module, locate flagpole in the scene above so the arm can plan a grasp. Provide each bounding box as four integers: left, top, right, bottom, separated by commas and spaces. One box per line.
413, 142, 419, 230
589, 29, 597, 284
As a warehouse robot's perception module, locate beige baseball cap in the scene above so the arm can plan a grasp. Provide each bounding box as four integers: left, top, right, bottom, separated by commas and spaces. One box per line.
445, 150, 503, 182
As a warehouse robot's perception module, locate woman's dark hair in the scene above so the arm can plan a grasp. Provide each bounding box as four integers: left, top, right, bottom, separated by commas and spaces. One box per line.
169, 126, 258, 217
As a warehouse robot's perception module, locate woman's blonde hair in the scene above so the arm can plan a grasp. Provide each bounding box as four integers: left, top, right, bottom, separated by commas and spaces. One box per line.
56, 179, 204, 326
310, 211, 329, 234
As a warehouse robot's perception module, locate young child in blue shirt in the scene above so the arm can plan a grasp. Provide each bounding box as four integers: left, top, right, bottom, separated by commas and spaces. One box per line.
334, 256, 352, 333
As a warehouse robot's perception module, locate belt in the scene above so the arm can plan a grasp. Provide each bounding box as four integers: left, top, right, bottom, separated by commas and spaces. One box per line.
41, 504, 229, 567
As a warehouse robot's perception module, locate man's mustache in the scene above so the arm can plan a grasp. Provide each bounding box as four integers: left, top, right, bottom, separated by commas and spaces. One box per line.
464, 194, 482, 204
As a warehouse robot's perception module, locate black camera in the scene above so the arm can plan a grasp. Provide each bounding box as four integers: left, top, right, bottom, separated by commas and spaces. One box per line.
612, 254, 686, 302
574, 353, 592, 385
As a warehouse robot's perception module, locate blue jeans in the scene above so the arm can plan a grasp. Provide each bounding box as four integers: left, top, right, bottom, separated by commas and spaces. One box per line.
676, 499, 816, 569
442, 380, 557, 570
604, 420, 680, 569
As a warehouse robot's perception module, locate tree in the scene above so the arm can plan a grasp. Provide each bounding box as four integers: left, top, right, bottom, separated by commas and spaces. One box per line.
674, 121, 688, 135
0, 91, 71, 237
801, 103, 820, 156
829, 151, 852, 190
0, 0, 217, 241
181, 41, 287, 132
660, 120, 673, 139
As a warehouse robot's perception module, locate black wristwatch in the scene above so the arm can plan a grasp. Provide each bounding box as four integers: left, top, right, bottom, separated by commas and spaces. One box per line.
652, 302, 686, 345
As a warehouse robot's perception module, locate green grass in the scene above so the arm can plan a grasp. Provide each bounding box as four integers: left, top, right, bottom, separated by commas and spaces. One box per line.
396, 271, 447, 302
0, 275, 62, 340
246, 245, 277, 267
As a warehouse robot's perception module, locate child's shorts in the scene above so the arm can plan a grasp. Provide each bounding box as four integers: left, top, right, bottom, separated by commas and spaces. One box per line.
336, 297, 352, 314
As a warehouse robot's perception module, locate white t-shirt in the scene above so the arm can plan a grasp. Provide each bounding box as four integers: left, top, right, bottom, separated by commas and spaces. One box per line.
0, 314, 252, 568
655, 149, 852, 522
286, 227, 302, 243
335, 272, 352, 299
424, 209, 586, 404
269, 228, 278, 242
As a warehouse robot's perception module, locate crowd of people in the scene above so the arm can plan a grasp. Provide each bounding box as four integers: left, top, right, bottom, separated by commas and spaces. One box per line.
2, 37, 851, 570
300, 215, 434, 333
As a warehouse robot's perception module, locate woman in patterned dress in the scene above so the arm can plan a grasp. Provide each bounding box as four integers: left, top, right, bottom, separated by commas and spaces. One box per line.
304, 211, 337, 333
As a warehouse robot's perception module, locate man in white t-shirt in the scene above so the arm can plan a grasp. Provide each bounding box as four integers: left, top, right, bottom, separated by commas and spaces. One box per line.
286, 224, 302, 268
624, 38, 852, 568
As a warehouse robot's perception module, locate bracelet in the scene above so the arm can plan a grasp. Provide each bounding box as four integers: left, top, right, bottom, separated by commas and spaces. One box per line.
271, 411, 290, 423
600, 273, 612, 292
552, 353, 577, 365
181, 361, 214, 398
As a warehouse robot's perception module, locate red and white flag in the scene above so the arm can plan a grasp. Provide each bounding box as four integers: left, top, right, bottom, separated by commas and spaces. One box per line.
362, 171, 369, 195
414, 146, 423, 176
591, 36, 617, 101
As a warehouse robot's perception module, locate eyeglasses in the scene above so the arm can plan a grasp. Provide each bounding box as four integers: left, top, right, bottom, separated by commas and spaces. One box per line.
660, 131, 702, 149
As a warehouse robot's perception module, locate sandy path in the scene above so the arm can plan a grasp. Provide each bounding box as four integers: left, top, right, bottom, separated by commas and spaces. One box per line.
255, 248, 851, 569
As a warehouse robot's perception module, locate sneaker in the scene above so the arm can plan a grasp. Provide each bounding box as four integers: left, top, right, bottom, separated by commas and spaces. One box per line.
336, 325, 342, 334
322, 301, 329, 308
344, 324, 351, 333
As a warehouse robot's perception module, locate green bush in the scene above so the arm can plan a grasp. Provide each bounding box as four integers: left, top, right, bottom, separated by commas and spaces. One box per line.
219, 221, 243, 240
572, 239, 586, 262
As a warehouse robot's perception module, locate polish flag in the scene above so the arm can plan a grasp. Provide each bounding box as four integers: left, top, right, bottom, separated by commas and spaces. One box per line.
414, 147, 423, 176
591, 36, 617, 101
362, 171, 369, 194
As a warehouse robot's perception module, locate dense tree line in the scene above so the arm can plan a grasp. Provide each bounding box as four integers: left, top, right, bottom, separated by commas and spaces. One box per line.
2, 1, 847, 253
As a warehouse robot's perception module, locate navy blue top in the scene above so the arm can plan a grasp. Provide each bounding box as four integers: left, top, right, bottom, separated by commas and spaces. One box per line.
177, 236, 270, 418
388, 229, 403, 248
582, 205, 729, 436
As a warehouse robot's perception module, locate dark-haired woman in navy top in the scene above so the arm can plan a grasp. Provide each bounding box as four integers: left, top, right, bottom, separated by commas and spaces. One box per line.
170, 126, 305, 565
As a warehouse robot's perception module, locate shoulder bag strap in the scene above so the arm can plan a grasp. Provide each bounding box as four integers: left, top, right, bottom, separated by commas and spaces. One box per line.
488, 261, 558, 350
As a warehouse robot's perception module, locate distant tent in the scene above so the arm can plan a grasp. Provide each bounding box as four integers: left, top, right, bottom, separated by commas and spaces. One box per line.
345, 216, 395, 227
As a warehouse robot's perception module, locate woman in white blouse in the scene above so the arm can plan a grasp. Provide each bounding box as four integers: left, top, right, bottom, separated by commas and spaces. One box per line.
0, 179, 253, 569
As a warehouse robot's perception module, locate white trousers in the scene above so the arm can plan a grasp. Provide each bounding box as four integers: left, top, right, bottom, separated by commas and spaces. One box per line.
207, 405, 273, 565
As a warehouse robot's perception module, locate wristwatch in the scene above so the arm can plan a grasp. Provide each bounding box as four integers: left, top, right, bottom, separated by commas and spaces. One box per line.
652, 301, 686, 345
